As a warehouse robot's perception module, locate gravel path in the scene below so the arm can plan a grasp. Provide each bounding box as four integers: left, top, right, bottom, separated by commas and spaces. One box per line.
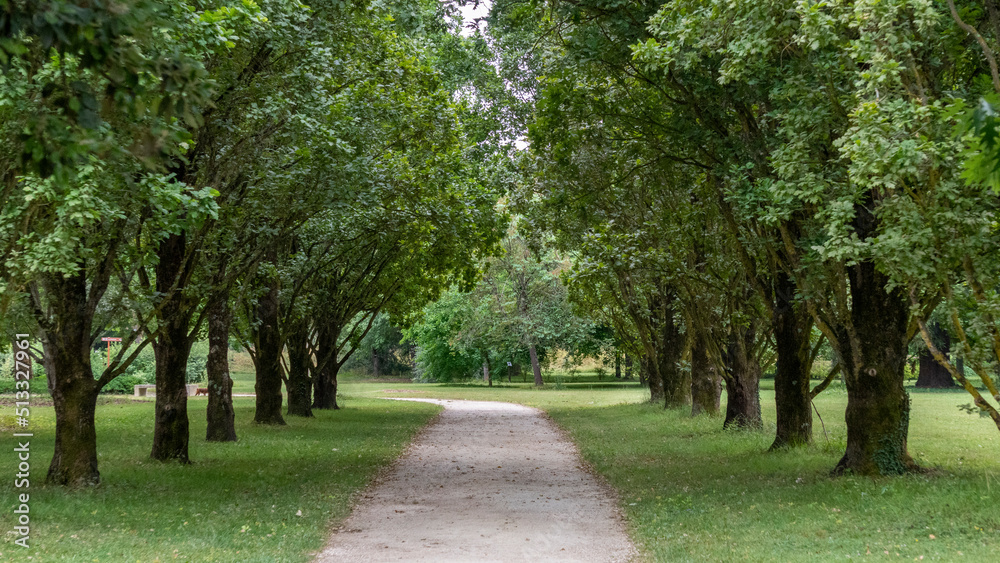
316, 399, 636, 562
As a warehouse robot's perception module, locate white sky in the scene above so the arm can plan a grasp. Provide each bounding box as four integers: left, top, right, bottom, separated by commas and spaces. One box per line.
455, 0, 491, 37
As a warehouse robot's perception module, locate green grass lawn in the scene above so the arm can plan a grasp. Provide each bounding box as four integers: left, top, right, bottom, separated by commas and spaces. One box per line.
0, 394, 440, 562
230, 370, 257, 394
1, 373, 997, 562
343, 376, 1000, 562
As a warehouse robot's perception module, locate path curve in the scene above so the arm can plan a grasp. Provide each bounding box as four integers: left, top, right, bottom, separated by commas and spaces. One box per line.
316, 398, 636, 562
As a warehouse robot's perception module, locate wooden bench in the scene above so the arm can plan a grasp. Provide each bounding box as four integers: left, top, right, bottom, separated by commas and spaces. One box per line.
134, 384, 201, 397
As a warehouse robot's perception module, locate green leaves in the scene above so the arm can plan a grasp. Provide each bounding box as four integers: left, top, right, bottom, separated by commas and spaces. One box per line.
958, 96, 1000, 193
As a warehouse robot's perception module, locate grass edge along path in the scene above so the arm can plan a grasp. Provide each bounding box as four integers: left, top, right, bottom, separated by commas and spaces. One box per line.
0, 395, 441, 562
348, 379, 1000, 562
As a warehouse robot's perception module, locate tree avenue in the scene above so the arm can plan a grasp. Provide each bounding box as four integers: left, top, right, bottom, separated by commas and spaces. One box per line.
484, 0, 1000, 476
2, 0, 1000, 495
1, 0, 502, 486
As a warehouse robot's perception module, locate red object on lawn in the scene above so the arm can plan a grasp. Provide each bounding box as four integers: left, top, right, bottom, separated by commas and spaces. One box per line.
101, 337, 122, 367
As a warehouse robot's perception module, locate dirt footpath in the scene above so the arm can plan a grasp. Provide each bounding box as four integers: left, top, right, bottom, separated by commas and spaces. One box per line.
316, 399, 636, 562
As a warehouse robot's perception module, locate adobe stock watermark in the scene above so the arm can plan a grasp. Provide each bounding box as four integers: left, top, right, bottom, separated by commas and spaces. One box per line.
11, 334, 33, 549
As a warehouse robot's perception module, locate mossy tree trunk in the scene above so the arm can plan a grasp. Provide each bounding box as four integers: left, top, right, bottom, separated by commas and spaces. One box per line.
312, 325, 340, 410
151, 321, 193, 462
151, 233, 194, 463
40, 270, 102, 486
657, 296, 688, 409
253, 257, 285, 425
770, 271, 813, 449
205, 287, 237, 442
643, 355, 663, 401
722, 325, 763, 430
690, 332, 722, 416
832, 259, 916, 476
285, 322, 313, 417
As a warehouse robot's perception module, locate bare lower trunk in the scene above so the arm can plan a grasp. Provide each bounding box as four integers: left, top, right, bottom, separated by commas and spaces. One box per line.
48, 378, 100, 486
286, 324, 313, 417
206, 289, 236, 442
482, 354, 491, 386
529, 343, 543, 386
151, 323, 193, 461
644, 355, 662, 401
42, 271, 102, 486
770, 271, 813, 449
151, 234, 192, 462
254, 262, 285, 425
833, 258, 915, 476
372, 348, 380, 377
723, 327, 763, 430
657, 300, 688, 409
312, 363, 340, 410
691, 333, 721, 416
614, 351, 621, 378
151, 313, 193, 462
312, 326, 339, 410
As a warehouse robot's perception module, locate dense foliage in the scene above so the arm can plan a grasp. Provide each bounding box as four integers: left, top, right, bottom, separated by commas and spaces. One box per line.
4, 0, 1000, 490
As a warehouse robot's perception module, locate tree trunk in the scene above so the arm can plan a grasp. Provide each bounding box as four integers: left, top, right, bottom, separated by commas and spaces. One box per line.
372, 348, 380, 377
253, 261, 285, 425
614, 350, 621, 378
151, 325, 193, 461
312, 362, 340, 410
916, 322, 956, 388
723, 326, 763, 430
482, 353, 491, 386
42, 271, 102, 486
312, 326, 339, 410
624, 355, 633, 379
833, 258, 915, 476
285, 324, 313, 417
48, 377, 100, 486
643, 354, 662, 401
528, 343, 543, 386
657, 299, 689, 409
151, 234, 193, 463
770, 271, 813, 449
691, 333, 721, 416
205, 289, 237, 442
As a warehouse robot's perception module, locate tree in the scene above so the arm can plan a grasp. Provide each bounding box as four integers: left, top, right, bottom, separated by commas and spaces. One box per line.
407, 234, 592, 384
634, 0, 1000, 472
0, 0, 237, 485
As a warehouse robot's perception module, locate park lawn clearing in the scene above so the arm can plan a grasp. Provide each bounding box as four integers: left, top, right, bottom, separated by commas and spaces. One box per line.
0, 395, 439, 562
343, 377, 1000, 561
